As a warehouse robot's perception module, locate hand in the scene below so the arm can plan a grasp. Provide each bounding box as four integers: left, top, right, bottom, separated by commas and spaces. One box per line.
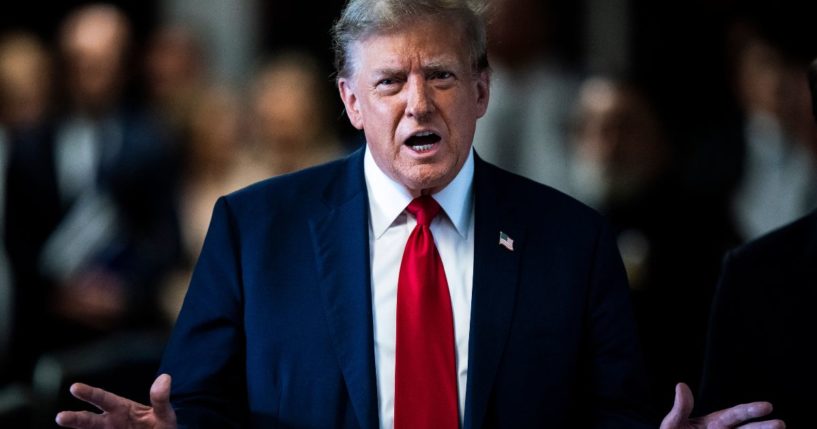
55, 374, 177, 429
660, 383, 785, 429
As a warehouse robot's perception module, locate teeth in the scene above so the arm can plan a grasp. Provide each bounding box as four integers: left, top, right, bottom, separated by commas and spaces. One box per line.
414, 131, 434, 137
413, 144, 434, 151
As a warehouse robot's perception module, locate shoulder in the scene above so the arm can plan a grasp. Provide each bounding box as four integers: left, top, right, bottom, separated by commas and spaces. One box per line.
729, 210, 817, 268
476, 156, 604, 230
719, 210, 817, 295
220, 150, 361, 219
474, 156, 615, 268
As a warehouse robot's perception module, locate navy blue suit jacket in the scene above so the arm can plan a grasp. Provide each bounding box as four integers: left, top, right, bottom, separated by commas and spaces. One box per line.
160, 148, 653, 428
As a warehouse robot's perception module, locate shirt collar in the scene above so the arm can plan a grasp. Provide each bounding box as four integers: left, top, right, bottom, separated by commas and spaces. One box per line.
364, 146, 474, 239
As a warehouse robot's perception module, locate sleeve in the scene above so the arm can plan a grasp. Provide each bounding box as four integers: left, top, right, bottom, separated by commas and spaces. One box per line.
159, 197, 247, 428
585, 221, 656, 428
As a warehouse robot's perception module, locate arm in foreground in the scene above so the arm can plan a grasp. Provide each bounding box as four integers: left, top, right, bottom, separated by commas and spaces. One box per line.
55, 374, 177, 429
660, 383, 785, 429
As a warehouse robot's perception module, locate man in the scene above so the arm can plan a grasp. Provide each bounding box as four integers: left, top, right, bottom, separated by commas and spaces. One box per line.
685, 12, 817, 245
696, 57, 817, 428
5, 4, 180, 347
56, 1, 783, 428
567, 76, 739, 410
0, 30, 53, 382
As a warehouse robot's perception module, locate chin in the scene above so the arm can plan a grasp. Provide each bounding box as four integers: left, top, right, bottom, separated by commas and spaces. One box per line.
403, 170, 450, 193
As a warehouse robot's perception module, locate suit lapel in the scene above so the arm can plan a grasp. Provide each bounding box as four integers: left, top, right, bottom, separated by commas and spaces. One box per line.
464, 156, 525, 429
309, 149, 379, 429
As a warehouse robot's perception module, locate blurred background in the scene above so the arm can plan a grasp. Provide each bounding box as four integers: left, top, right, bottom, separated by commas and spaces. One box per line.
1, 0, 816, 426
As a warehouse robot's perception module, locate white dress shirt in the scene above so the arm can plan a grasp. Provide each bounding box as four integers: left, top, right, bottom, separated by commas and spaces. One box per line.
733, 112, 817, 240
364, 147, 475, 429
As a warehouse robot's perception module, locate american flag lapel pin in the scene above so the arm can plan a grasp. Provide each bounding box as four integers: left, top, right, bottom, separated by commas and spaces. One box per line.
499, 231, 514, 251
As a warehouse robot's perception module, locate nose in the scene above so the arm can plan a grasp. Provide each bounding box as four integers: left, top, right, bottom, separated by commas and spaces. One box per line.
405, 75, 434, 120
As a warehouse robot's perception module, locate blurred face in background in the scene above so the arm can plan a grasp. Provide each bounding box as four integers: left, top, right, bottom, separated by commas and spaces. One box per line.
736, 34, 817, 149
144, 25, 204, 105
337, 16, 490, 195
188, 86, 241, 169
737, 37, 787, 118
252, 58, 326, 149
0, 33, 52, 128
572, 78, 668, 203
61, 6, 130, 115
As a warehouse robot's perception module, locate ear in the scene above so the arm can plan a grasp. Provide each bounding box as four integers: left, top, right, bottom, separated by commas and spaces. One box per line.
474, 70, 491, 119
338, 78, 364, 130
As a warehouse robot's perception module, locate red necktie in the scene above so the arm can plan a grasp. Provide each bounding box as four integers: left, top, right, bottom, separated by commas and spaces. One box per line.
394, 196, 458, 429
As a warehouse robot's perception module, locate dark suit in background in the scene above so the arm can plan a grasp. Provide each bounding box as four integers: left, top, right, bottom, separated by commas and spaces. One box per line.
698, 209, 817, 427
3, 107, 180, 382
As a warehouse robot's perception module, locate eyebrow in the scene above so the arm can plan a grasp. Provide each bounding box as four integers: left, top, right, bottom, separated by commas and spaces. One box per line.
423, 62, 454, 73
371, 67, 405, 77
370, 61, 458, 77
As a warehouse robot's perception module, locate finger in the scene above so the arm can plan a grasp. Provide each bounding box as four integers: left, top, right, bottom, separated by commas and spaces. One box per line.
150, 374, 175, 421
69, 383, 129, 413
660, 383, 695, 429
55, 410, 106, 429
736, 419, 786, 429
714, 402, 774, 427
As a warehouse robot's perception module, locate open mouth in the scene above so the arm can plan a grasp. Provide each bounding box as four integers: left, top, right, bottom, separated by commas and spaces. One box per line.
405, 131, 442, 152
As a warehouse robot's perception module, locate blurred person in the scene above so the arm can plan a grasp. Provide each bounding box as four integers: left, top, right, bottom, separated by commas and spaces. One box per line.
178, 87, 243, 260
696, 56, 817, 428
160, 85, 244, 322
143, 23, 209, 143
688, 13, 817, 243
729, 23, 817, 240
568, 77, 671, 211
471, 0, 579, 190
4, 3, 181, 372
568, 76, 740, 411
54, 1, 784, 428
0, 31, 54, 382
0, 32, 53, 133
242, 51, 347, 179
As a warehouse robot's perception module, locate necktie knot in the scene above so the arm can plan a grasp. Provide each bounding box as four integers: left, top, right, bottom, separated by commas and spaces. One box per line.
406, 195, 441, 227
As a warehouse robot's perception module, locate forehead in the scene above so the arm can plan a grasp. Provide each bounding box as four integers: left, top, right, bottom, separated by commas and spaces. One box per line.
350, 17, 469, 72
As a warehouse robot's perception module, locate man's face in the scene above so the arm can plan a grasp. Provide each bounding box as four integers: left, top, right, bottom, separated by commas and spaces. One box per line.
338, 17, 490, 195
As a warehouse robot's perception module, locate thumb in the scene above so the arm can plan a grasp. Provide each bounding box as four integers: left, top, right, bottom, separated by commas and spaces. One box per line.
150, 374, 175, 421
660, 382, 695, 429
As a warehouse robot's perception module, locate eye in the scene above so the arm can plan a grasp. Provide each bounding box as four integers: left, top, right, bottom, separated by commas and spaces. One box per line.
376, 76, 403, 88
429, 70, 454, 80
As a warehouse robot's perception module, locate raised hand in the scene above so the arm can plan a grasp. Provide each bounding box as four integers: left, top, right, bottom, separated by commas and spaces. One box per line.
55, 373, 177, 429
660, 383, 785, 429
